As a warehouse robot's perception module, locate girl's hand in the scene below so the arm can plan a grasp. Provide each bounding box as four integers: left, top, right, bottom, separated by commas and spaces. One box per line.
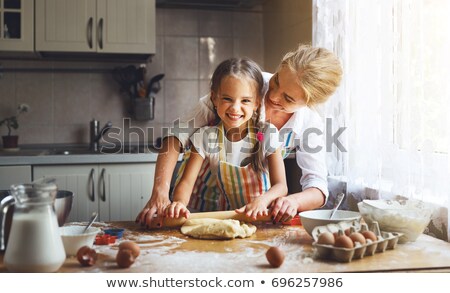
165, 201, 190, 219
270, 196, 299, 223
235, 198, 269, 220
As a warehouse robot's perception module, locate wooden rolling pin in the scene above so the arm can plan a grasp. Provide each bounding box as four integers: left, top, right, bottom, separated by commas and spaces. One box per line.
149, 210, 272, 228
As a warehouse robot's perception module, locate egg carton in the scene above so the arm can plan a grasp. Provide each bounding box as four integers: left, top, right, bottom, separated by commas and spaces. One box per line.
311, 220, 403, 262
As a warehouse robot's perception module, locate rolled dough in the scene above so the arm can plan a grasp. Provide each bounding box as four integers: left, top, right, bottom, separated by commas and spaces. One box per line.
180, 218, 257, 240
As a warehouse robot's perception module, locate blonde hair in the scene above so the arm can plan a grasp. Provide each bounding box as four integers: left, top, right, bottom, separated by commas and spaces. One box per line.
280, 44, 343, 105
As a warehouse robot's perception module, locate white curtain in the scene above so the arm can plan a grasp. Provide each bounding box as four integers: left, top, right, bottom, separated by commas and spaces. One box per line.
313, 0, 450, 240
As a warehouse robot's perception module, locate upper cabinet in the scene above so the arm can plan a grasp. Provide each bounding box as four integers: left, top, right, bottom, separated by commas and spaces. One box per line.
35, 0, 156, 55
0, 0, 34, 52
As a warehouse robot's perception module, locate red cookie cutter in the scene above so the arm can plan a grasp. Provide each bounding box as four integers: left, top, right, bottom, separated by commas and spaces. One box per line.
95, 234, 117, 245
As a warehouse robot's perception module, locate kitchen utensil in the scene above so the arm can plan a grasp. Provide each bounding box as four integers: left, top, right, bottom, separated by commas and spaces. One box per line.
150, 210, 272, 229
330, 193, 345, 219
146, 73, 165, 98
60, 225, 101, 256
83, 211, 98, 234
4, 183, 65, 272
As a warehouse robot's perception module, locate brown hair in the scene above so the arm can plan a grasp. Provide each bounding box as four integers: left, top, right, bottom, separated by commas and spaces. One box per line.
280, 43, 343, 105
210, 58, 267, 174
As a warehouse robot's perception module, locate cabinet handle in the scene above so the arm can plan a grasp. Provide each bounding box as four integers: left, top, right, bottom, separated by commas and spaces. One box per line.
98, 18, 104, 50
87, 17, 93, 49
99, 168, 106, 202
88, 168, 95, 202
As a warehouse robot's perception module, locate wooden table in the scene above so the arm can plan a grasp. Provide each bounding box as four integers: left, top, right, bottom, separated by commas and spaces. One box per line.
1, 221, 450, 273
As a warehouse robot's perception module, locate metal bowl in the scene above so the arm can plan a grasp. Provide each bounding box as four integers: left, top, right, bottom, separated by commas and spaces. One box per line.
299, 209, 361, 236
54, 190, 74, 226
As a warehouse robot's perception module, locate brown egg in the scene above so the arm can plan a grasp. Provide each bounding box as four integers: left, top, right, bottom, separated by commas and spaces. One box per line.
119, 241, 140, 257
362, 230, 377, 242
349, 232, 367, 245
317, 232, 335, 246
335, 235, 354, 248
265, 246, 285, 268
77, 246, 97, 267
116, 249, 136, 268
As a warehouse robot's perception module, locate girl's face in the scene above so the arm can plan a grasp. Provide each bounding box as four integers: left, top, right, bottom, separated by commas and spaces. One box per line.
266, 65, 307, 113
212, 75, 260, 134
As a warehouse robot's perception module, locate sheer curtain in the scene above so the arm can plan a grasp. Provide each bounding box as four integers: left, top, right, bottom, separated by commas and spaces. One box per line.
313, 0, 450, 240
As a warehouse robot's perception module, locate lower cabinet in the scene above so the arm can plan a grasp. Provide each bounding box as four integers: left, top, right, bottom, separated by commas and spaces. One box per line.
0, 165, 32, 189
33, 163, 155, 222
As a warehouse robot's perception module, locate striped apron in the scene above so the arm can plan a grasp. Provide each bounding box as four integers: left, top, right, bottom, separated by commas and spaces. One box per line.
173, 127, 294, 212
215, 122, 270, 210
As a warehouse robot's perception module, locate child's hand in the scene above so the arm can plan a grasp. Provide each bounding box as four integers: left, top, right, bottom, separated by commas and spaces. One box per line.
235, 198, 269, 220
165, 201, 190, 219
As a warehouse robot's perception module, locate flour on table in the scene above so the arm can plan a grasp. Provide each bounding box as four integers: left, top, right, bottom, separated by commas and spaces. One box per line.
181, 218, 256, 239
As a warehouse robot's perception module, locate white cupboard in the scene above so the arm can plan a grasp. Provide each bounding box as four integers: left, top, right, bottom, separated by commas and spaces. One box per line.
35, 0, 156, 54
0, 165, 32, 189
33, 163, 155, 222
0, 0, 34, 52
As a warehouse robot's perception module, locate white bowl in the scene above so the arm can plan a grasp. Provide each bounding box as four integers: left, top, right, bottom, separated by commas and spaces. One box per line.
299, 209, 361, 236
59, 226, 101, 256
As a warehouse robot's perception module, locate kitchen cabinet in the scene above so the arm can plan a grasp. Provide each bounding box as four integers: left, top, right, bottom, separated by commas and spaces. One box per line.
33, 163, 155, 222
35, 0, 155, 55
0, 0, 34, 52
0, 165, 31, 189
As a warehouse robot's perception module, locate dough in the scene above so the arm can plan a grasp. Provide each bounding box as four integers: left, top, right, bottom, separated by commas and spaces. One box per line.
180, 218, 257, 240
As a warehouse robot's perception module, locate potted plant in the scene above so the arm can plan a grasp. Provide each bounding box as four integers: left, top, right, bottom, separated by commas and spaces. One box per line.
0, 103, 30, 149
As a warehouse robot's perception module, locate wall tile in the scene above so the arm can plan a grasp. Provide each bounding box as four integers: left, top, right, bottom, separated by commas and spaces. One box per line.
198, 10, 232, 37
164, 80, 198, 123
156, 8, 165, 36
53, 124, 87, 144
199, 37, 233, 79
164, 9, 198, 36
232, 12, 263, 37
164, 37, 198, 79
19, 125, 54, 144
199, 80, 211, 98
233, 35, 264, 67
145, 35, 164, 79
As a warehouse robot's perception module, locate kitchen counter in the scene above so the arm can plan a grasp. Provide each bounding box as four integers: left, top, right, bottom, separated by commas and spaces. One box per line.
0, 152, 159, 166
2, 221, 450, 273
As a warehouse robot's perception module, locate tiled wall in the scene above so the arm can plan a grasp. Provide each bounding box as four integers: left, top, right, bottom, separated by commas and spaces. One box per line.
0, 8, 263, 146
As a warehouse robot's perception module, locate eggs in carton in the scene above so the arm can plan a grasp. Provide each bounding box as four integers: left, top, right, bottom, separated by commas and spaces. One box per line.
311, 220, 403, 262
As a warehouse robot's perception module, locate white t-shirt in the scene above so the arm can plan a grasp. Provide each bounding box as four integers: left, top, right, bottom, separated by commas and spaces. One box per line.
190, 123, 283, 175
167, 72, 329, 199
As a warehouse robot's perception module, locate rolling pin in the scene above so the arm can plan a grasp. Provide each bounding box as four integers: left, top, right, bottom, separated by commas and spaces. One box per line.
149, 210, 272, 229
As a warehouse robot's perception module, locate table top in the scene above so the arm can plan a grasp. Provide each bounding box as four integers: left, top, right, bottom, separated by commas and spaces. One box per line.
2, 221, 450, 273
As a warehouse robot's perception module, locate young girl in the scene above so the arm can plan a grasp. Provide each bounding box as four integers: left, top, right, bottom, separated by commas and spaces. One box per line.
165, 58, 288, 220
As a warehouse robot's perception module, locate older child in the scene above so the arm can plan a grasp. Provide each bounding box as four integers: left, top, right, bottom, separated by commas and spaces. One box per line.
165, 58, 288, 220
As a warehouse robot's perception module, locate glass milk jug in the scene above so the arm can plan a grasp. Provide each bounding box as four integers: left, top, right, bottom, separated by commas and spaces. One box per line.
4, 183, 66, 272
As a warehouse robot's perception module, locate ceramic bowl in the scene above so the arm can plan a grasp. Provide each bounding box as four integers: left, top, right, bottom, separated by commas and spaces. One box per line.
59, 225, 101, 256
299, 209, 361, 236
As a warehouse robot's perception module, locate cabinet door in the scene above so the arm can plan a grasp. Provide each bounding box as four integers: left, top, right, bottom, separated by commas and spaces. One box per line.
33, 165, 99, 223
96, 0, 155, 54
100, 163, 155, 221
0, 165, 32, 189
0, 0, 34, 52
35, 0, 96, 52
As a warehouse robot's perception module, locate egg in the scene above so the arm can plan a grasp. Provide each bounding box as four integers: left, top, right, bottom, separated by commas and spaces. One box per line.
119, 241, 140, 257
265, 246, 285, 268
349, 232, 367, 245
335, 235, 354, 248
362, 230, 377, 242
76, 246, 97, 267
116, 249, 135, 268
317, 232, 335, 246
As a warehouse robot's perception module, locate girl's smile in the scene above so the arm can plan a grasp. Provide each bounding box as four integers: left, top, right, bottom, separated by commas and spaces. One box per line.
211, 75, 260, 140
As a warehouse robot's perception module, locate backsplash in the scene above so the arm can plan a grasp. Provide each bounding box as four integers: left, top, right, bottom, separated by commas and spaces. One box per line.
0, 8, 263, 146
